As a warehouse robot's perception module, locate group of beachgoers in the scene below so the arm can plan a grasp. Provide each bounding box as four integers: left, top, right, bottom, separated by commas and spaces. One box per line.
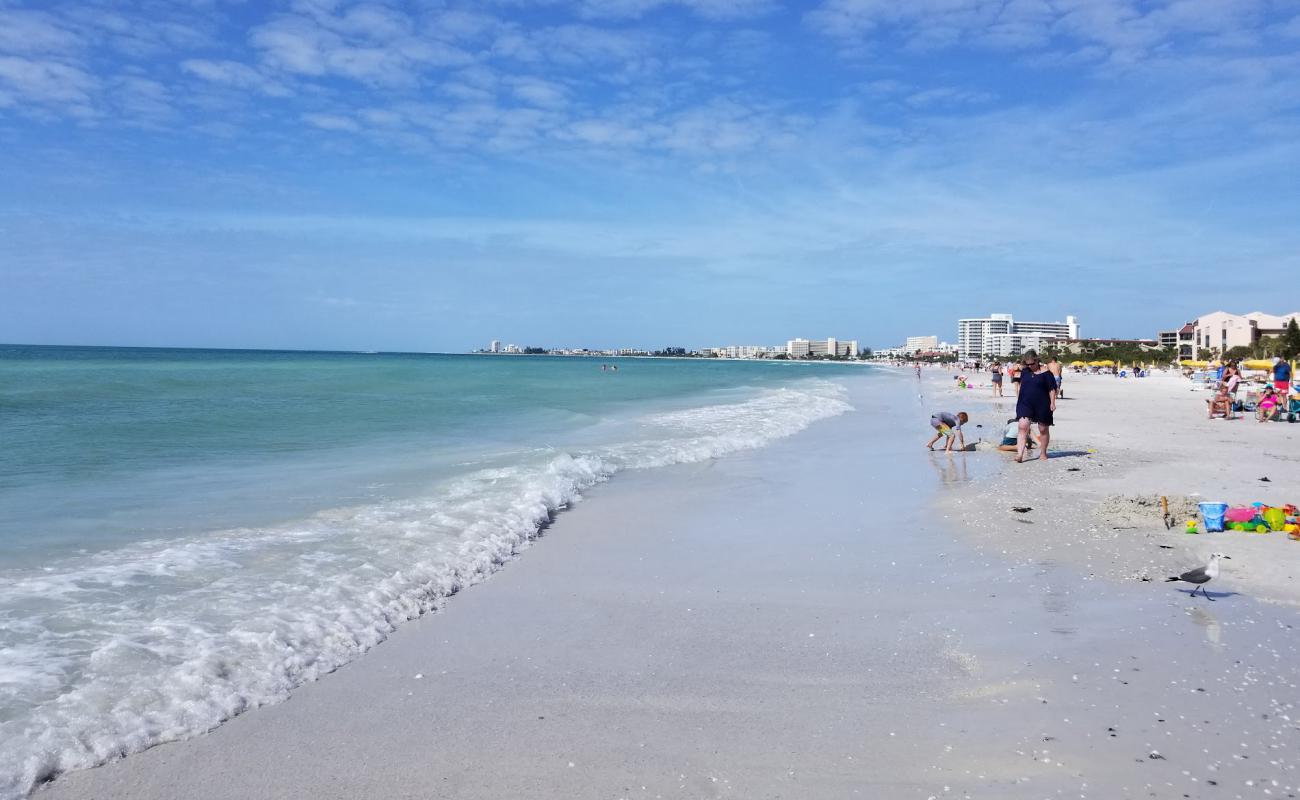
987, 357, 1064, 400
1207, 356, 1294, 422
926, 349, 1058, 463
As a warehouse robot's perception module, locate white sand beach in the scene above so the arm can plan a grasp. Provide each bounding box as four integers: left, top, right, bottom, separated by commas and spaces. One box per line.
933, 368, 1300, 607
37, 369, 1300, 799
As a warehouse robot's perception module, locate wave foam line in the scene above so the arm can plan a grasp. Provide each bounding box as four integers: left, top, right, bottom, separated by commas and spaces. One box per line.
0, 379, 851, 798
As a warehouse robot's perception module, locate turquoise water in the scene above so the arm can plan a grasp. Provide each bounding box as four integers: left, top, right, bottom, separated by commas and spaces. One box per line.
0, 345, 862, 798
1, 346, 844, 562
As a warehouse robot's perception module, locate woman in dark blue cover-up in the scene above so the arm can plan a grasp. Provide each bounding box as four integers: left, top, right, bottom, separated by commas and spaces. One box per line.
1015, 349, 1057, 463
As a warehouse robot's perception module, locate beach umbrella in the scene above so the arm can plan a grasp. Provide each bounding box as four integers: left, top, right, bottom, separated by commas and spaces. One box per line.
1242, 359, 1273, 370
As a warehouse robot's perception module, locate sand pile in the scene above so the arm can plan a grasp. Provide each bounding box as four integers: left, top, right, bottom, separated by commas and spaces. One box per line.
1096, 494, 1200, 529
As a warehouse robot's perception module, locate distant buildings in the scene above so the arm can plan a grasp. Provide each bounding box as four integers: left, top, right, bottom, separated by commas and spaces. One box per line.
477, 337, 864, 360
957, 313, 1079, 360
1057, 337, 1158, 355
904, 335, 938, 352
706, 345, 776, 359
1157, 323, 1195, 359
786, 337, 859, 358
1184, 311, 1300, 360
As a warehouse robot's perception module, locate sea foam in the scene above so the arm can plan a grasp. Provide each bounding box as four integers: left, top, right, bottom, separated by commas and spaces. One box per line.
0, 379, 850, 798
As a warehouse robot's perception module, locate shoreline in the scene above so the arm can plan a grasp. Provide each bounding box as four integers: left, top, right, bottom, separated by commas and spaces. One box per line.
34, 370, 1300, 799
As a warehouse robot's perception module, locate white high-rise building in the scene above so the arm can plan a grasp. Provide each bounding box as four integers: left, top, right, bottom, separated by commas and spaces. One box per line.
787, 337, 859, 358
957, 314, 1078, 359
904, 335, 939, 352
489, 340, 501, 353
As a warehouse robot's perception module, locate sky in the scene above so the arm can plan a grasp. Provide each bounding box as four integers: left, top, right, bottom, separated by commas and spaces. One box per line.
2, 0, 1299, 352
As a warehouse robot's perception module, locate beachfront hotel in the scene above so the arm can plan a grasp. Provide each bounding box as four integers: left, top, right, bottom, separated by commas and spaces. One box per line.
957, 313, 1079, 359
786, 337, 860, 358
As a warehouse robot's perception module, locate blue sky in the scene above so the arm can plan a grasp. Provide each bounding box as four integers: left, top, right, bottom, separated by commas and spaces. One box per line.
2, 0, 1299, 351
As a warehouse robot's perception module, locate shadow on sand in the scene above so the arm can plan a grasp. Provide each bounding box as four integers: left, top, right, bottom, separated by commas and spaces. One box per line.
1174, 588, 1239, 601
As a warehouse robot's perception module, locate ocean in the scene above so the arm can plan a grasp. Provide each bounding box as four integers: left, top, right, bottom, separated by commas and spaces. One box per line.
0, 345, 859, 797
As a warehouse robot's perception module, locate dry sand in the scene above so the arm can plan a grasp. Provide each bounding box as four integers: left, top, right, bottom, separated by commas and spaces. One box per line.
38, 369, 1300, 799
930, 368, 1300, 607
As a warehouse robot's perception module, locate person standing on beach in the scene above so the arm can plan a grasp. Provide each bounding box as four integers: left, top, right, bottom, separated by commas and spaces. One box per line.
1047, 356, 1064, 398
1274, 355, 1292, 396
990, 361, 1004, 397
1015, 349, 1056, 462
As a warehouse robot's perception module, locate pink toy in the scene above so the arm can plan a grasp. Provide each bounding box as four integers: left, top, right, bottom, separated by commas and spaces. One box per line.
1224, 507, 1255, 523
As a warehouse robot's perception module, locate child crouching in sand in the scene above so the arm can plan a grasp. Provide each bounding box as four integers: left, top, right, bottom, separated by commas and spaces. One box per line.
926, 411, 968, 452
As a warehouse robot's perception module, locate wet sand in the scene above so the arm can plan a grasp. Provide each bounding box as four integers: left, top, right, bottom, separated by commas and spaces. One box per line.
40, 370, 1300, 799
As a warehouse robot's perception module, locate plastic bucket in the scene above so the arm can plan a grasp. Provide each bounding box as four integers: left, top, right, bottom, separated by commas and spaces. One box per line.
1199, 502, 1229, 532
1263, 507, 1286, 531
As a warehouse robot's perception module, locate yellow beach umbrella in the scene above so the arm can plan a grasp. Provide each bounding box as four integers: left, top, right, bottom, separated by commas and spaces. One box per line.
1242, 359, 1273, 370
1070, 360, 1086, 367
1180, 360, 1209, 368
1089, 360, 1115, 367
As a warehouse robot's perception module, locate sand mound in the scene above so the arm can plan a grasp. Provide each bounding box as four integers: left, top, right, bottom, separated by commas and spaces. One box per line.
1097, 494, 1200, 528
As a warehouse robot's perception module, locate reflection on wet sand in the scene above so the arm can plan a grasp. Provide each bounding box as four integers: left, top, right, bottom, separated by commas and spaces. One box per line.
1188, 607, 1223, 647
1036, 559, 1077, 636
928, 452, 971, 484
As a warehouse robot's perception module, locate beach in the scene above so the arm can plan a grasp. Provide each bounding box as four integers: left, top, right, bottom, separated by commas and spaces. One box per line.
34, 367, 1300, 799
935, 368, 1300, 607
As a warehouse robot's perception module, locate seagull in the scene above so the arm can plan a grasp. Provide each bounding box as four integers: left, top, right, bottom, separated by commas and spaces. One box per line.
1166, 553, 1230, 600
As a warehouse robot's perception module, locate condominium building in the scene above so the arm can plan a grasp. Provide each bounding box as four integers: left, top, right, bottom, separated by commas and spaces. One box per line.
1190, 310, 1300, 359
489, 340, 501, 353
904, 335, 939, 352
957, 314, 1079, 359
1157, 323, 1195, 359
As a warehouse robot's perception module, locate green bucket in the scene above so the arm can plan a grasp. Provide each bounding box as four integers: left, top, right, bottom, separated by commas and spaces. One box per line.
1263, 507, 1286, 531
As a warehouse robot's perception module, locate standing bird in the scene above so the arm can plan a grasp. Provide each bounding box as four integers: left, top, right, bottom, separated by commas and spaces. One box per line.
1166, 553, 1230, 600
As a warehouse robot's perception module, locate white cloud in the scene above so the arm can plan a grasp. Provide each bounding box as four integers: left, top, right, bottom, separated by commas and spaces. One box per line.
0, 9, 83, 55
302, 111, 360, 131
250, 8, 472, 86
805, 0, 1276, 64
509, 76, 569, 108
113, 75, 173, 120
0, 55, 97, 111
181, 59, 291, 96
573, 0, 777, 20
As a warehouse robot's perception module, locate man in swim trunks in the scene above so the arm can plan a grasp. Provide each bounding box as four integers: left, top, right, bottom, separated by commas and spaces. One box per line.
1274, 356, 1292, 396
926, 411, 968, 452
